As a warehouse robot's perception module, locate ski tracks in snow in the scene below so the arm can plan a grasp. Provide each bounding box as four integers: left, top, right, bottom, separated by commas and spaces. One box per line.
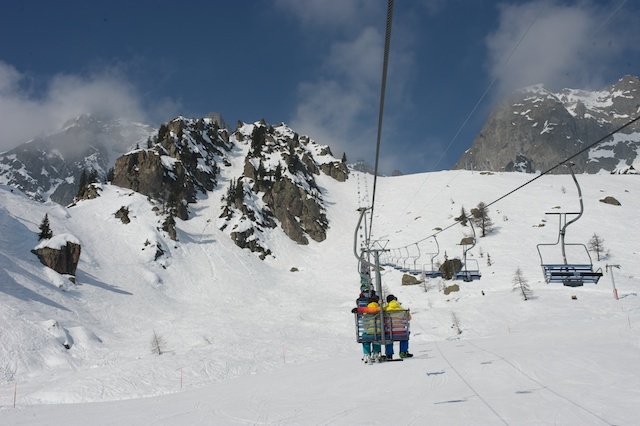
409, 316, 614, 425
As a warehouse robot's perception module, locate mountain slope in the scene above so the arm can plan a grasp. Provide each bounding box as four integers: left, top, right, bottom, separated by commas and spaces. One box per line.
1, 166, 639, 412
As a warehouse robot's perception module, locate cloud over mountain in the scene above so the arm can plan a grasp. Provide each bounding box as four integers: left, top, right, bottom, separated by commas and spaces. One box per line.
0, 62, 148, 151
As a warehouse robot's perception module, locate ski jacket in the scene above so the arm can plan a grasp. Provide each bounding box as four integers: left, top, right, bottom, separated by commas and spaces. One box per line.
384, 299, 412, 321
384, 300, 404, 311
357, 301, 380, 314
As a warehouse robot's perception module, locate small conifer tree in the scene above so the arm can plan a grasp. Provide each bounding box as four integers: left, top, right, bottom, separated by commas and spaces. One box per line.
38, 214, 53, 240
512, 267, 533, 301
455, 207, 468, 226
588, 233, 605, 261
150, 330, 167, 355
471, 202, 493, 237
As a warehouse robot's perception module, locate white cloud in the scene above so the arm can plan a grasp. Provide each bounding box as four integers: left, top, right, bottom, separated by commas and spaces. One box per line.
0, 62, 148, 152
486, 1, 635, 97
276, 1, 416, 172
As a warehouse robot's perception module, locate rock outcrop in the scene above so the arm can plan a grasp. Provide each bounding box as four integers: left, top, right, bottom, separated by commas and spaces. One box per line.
112, 116, 233, 220
219, 121, 346, 257
32, 235, 81, 276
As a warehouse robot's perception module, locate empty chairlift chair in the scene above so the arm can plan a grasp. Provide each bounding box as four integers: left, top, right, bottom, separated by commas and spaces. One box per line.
423, 236, 443, 278
536, 164, 603, 287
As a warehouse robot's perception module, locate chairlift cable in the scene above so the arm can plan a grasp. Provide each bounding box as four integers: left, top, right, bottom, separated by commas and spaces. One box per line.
384, 4, 545, 236
387, 113, 640, 252
384, 0, 624, 241
368, 0, 395, 242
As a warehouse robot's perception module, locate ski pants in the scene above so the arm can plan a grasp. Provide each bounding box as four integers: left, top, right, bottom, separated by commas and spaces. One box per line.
362, 342, 381, 354
385, 340, 409, 355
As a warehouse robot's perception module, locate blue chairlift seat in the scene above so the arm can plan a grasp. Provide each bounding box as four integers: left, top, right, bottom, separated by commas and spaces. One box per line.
455, 258, 481, 282
536, 164, 603, 287
423, 269, 443, 278
541, 263, 603, 287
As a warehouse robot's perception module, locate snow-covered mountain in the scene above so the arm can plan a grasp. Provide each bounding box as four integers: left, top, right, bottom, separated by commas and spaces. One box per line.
1, 167, 640, 424
107, 116, 347, 258
454, 75, 640, 174
0, 115, 154, 205
2, 113, 348, 257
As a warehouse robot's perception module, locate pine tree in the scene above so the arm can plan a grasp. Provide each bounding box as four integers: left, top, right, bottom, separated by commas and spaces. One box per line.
471, 202, 493, 237
88, 169, 99, 185
512, 267, 533, 301
588, 233, 605, 261
157, 124, 169, 142
256, 161, 266, 181
150, 330, 167, 355
341, 152, 347, 163
38, 214, 53, 240
455, 207, 468, 226
250, 126, 266, 156
77, 170, 88, 197
274, 163, 283, 181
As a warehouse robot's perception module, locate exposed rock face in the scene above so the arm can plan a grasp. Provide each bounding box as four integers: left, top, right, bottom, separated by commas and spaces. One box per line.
402, 274, 422, 286
112, 116, 233, 220
115, 206, 131, 224
453, 75, 640, 174
320, 161, 349, 182
600, 196, 621, 206
32, 241, 81, 276
440, 258, 462, 280
0, 115, 153, 205
444, 284, 460, 295
219, 121, 347, 256
110, 117, 346, 258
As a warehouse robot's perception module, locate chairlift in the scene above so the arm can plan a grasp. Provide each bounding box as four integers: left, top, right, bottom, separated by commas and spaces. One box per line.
398, 245, 422, 274
352, 207, 409, 348
407, 243, 423, 275
422, 236, 443, 278
398, 247, 412, 272
536, 164, 603, 287
355, 309, 411, 346
456, 220, 481, 282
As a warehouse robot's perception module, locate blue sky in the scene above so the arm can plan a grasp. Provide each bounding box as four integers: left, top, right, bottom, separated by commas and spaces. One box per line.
1, 0, 638, 174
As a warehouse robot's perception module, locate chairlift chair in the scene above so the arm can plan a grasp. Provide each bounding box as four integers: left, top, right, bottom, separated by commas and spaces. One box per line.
354, 309, 411, 345
422, 236, 443, 278
456, 221, 482, 282
398, 247, 412, 272
536, 164, 603, 287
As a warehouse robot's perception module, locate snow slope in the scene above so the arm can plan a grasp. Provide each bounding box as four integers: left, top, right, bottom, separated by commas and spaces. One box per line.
1, 167, 639, 425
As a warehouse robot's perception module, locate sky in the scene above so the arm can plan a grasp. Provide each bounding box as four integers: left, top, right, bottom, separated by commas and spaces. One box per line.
1, 0, 639, 175
1, 156, 640, 424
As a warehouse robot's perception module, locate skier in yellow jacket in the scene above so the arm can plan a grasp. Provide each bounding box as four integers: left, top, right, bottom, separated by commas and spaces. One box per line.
384, 294, 413, 359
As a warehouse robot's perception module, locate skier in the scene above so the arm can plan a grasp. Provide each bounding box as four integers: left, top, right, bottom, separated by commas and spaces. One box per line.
383, 294, 413, 359
353, 296, 382, 363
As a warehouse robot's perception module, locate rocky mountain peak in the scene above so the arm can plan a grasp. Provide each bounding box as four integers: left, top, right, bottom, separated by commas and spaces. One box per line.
107, 116, 347, 258
218, 121, 348, 258
112, 116, 233, 220
453, 75, 640, 174
0, 115, 154, 205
